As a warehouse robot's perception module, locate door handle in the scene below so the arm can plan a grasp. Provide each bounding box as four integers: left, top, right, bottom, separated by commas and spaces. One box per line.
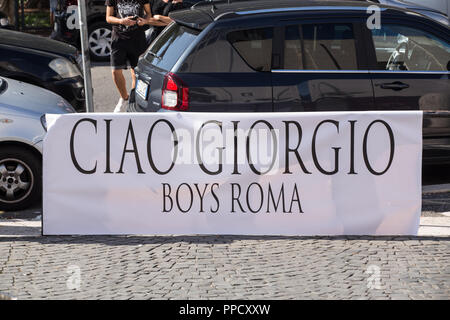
379, 82, 410, 91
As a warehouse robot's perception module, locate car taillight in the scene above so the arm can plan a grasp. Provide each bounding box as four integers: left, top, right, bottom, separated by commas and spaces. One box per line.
162, 73, 189, 111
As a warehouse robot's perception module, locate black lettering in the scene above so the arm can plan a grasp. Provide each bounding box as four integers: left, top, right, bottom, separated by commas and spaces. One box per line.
104, 119, 113, 174
283, 121, 311, 174
176, 183, 193, 213
363, 120, 395, 175
196, 120, 224, 175
147, 119, 178, 175
210, 183, 220, 213
194, 183, 208, 213
232, 121, 241, 175
231, 183, 246, 213
162, 183, 173, 212
267, 183, 285, 213
312, 120, 341, 175
246, 182, 264, 213
246, 120, 277, 175
70, 118, 97, 174
348, 120, 357, 175
117, 120, 144, 174
289, 184, 303, 213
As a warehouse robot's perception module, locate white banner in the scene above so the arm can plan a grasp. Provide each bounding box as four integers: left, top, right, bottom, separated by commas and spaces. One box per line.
43, 111, 422, 235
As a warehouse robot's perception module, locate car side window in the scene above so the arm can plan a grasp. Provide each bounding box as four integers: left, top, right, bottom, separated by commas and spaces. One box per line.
227, 28, 273, 72
283, 23, 358, 70
371, 24, 450, 72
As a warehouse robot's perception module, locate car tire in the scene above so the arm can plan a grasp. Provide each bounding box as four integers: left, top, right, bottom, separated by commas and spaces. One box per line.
88, 21, 112, 62
0, 147, 42, 211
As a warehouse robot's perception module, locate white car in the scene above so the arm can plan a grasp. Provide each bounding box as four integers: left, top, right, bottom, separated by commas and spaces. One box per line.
0, 77, 75, 211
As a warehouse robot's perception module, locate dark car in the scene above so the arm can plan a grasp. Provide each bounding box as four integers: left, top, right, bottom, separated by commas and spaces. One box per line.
51, 0, 110, 61
0, 28, 85, 112
130, 0, 450, 168
51, 0, 206, 61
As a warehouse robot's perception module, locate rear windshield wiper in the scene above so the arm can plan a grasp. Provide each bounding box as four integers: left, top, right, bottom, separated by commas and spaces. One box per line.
147, 51, 162, 60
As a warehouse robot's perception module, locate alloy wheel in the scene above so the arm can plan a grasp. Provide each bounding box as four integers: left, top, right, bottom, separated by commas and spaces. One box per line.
0, 158, 33, 204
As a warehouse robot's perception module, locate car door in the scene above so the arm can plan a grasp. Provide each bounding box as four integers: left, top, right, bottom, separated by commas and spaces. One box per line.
365, 18, 450, 164
272, 17, 375, 112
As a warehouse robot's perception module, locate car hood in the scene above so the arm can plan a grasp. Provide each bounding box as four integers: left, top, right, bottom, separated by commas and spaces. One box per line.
0, 77, 75, 118
0, 29, 78, 58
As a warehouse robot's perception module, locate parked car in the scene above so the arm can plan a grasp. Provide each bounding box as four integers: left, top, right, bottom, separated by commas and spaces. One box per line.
0, 77, 75, 211
130, 0, 450, 167
51, 0, 205, 61
0, 28, 85, 112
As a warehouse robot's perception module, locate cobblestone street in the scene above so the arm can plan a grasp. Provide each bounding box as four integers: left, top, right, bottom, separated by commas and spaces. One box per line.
0, 235, 448, 300
0, 190, 449, 300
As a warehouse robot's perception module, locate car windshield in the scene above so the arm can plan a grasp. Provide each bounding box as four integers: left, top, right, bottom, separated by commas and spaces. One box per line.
145, 22, 199, 71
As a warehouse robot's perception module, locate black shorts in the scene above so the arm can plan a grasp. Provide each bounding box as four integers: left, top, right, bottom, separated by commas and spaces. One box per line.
110, 34, 147, 70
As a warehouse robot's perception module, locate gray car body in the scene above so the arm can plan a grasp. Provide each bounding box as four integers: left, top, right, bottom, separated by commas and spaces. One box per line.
0, 77, 75, 154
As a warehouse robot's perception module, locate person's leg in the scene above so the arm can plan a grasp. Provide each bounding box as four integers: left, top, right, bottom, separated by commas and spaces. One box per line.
128, 33, 146, 90
49, 0, 57, 27
130, 68, 136, 89
112, 69, 129, 100
111, 38, 129, 100
110, 39, 130, 112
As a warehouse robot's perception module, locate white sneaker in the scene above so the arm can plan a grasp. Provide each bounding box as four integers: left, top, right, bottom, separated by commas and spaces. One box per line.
114, 97, 128, 113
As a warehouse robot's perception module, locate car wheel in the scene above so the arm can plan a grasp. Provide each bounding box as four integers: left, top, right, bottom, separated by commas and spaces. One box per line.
88, 21, 112, 61
0, 147, 41, 211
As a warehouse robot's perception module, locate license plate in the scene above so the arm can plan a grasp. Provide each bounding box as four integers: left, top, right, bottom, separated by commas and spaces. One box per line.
136, 80, 149, 100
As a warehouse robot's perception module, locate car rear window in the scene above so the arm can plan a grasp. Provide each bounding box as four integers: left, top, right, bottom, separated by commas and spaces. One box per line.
227, 27, 273, 72
145, 23, 199, 71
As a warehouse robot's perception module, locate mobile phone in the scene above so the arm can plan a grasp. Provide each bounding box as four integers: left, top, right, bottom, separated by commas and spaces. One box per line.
130, 15, 139, 21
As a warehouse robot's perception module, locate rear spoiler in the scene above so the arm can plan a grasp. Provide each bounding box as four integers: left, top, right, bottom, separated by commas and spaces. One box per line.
169, 7, 214, 30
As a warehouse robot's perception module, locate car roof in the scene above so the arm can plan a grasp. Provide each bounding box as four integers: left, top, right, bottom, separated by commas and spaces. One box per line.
0, 28, 78, 58
169, 0, 430, 30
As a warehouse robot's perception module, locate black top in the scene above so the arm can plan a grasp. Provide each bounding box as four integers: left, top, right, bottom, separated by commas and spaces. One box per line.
149, 0, 184, 36
105, 0, 147, 40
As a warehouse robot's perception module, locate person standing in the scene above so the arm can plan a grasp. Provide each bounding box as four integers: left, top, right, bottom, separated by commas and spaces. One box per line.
106, 0, 167, 112
49, 0, 58, 26
146, 0, 182, 45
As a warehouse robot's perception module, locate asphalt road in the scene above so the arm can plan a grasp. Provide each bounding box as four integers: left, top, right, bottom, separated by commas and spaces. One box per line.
92, 62, 132, 113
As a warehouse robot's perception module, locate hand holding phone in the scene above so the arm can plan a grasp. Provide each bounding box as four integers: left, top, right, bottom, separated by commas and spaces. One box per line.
121, 16, 137, 26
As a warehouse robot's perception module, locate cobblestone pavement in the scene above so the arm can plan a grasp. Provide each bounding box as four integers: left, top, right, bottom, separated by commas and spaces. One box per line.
0, 235, 448, 300
0, 192, 449, 300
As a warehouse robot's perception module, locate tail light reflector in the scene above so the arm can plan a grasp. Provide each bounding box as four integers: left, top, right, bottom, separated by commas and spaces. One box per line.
162, 73, 189, 111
